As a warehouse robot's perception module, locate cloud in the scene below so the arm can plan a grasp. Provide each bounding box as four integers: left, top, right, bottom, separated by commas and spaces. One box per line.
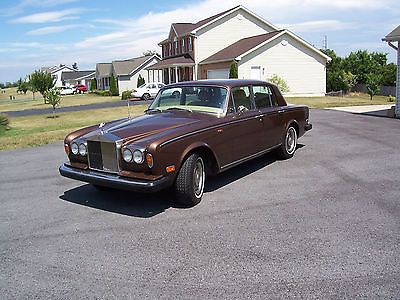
27, 24, 80, 35
11, 8, 81, 23
0, 0, 80, 16
278, 20, 354, 32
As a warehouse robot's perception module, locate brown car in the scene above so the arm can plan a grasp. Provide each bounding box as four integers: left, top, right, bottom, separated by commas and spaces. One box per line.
59, 79, 312, 206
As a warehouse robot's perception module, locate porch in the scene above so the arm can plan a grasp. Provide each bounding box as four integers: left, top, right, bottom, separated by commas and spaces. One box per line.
146, 54, 195, 84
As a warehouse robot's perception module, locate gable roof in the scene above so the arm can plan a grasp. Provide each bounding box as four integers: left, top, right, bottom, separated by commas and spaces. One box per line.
383, 24, 400, 41
201, 31, 283, 64
112, 55, 158, 76
61, 70, 95, 81
96, 63, 112, 77
41, 65, 74, 74
160, 5, 278, 44
200, 30, 331, 64
146, 54, 194, 69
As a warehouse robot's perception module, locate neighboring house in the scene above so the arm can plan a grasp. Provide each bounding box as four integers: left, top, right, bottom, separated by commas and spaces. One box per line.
96, 55, 162, 94
61, 70, 95, 90
147, 5, 330, 96
41, 65, 75, 87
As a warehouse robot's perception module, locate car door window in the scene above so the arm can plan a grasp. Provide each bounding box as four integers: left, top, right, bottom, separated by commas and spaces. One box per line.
253, 85, 273, 108
231, 86, 254, 111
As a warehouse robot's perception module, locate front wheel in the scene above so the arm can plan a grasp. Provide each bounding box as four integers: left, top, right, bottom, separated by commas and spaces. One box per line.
277, 125, 297, 159
175, 153, 205, 206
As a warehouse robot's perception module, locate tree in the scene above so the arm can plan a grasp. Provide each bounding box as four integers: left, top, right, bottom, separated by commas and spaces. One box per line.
29, 71, 55, 103
366, 73, 382, 100
137, 74, 145, 87
229, 62, 238, 78
90, 78, 97, 90
44, 88, 61, 118
143, 50, 161, 58
72, 62, 78, 70
17, 79, 29, 94
110, 74, 119, 96
381, 63, 397, 86
267, 74, 290, 92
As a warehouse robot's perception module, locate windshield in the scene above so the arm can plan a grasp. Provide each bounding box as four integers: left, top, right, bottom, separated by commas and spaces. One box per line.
148, 86, 228, 115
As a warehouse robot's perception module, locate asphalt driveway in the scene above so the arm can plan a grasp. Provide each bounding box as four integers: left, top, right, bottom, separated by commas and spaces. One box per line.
0, 109, 399, 298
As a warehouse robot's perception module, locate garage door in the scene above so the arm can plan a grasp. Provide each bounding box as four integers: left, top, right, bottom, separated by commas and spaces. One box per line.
207, 69, 229, 79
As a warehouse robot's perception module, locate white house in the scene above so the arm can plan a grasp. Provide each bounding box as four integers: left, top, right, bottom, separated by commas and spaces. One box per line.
96, 55, 162, 94
61, 70, 96, 89
41, 65, 75, 87
148, 5, 330, 96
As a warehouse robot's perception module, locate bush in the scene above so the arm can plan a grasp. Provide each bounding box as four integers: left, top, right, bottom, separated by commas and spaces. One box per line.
90, 78, 97, 91
229, 62, 238, 78
0, 113, 9, 135
44, 88, 61, 118
137, 74, 145, 88
121, 90, 132, 100
93, 89, 112, 96
387, 95, 396, 102
267, 74, 290, 92
110, 74, 119, 96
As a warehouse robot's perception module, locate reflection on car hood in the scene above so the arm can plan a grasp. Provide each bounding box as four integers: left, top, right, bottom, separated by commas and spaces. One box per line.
85, 112, 203, 142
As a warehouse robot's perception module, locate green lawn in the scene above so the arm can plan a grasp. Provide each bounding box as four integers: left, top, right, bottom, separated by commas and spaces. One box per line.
286, 93, 390, 108
0, 87, 122, 112
0, 104, 148, 150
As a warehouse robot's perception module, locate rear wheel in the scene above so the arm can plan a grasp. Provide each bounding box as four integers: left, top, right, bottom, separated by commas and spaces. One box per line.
175, 153, 205, 207
142, 93, 150, 100
277, 125, 297, 159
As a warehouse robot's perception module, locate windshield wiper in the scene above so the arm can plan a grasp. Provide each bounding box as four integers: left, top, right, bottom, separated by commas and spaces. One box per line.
145, 108, 162, 113
165, 107, 192, 113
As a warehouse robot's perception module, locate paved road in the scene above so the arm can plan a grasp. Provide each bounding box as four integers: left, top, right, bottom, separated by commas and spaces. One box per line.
1, 109, 399, 298
2, 99, 152, 117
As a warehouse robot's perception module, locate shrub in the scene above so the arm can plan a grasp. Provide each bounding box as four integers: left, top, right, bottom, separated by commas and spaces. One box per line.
121, 90, 132, 100
110, 74, 119, 96
137, 74, 145, 87
93, 89, 112, 96
0, 113, 9, 135
387, 95, 396, 102
267, 74, 290, 93
90, 78, 97, 90
229, 62, 238, 78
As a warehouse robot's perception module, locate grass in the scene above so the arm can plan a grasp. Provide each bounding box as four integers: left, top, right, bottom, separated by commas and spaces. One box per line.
0, 87, 122, 112
286, 93, 390, 108
0, 104, 148, 151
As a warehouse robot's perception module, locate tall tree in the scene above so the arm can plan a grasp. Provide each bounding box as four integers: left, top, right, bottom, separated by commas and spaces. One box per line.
229, 62, 238, 78
110, 74, 119, 96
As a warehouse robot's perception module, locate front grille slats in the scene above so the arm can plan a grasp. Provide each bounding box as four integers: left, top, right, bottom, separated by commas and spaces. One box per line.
87, 140, 119, 173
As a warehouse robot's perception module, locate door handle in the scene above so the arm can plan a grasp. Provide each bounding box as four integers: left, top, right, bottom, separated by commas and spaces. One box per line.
278, 110, 285, 114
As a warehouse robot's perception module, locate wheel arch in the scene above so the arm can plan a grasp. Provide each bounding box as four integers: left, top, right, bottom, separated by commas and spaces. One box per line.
179, 142, 220, 176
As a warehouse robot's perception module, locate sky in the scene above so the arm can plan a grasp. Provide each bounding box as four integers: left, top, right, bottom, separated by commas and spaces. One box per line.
0, 0, 399, 83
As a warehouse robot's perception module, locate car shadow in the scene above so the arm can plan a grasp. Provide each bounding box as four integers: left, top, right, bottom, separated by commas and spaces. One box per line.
59, 145, 304, 218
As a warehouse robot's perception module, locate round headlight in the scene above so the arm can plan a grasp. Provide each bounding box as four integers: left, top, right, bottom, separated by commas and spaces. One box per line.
71, 142, 79, 155
133, 149, 144, 164
79, 143, 87, 156
122, 148, 133, 162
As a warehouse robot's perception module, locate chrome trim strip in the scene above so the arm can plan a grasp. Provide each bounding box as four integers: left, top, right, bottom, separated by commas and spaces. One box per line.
220, 144, 281, 170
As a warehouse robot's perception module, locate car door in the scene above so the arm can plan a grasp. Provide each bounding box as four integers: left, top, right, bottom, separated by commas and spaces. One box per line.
147, 84, 158, 97
227, 86, 264, 163
253, 85, 285, 148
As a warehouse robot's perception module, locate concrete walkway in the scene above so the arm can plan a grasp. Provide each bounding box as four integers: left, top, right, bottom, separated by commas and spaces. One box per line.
326, 104, 396, 118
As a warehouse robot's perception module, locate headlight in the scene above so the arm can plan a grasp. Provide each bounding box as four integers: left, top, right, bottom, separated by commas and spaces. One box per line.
79, 143, 87, 156
122, 148, 133, 162
71, 142, 79, 155
133, 149, 144, 164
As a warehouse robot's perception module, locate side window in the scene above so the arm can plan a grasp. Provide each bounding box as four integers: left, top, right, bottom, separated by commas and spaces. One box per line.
231, 86, 254, 111
253, 85, 272, 108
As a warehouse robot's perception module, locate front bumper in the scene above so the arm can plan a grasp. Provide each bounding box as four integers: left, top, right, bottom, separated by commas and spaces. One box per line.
59, 164, 172, 193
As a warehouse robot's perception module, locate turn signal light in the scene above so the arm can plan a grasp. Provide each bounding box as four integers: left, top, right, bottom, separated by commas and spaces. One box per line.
146, 153, 154, 168
64, 144, 69, 154
166, 165, 176, 173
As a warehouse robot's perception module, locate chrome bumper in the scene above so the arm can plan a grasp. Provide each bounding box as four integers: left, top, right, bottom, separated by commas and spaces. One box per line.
59, 164, 171, 192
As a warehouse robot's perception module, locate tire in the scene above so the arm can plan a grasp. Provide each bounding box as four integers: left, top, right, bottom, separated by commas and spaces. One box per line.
277, 125, 297, 159
142, 93, 150, 100
174, 153, 205, 206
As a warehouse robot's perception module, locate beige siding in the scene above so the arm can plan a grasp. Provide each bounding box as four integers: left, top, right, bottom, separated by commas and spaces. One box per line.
238, 34, 327, 96
196, 10, 276, 65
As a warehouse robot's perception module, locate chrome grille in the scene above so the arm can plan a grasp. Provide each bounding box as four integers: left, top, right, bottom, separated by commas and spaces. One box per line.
87, 140, 119, 173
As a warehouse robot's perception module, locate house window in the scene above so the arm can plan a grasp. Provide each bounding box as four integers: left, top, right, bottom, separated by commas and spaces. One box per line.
188, 37, 192, 51
175, 41, 178, 55
181, 39, 185, 53
169, 43, 172, 56
163, 45, 167, 58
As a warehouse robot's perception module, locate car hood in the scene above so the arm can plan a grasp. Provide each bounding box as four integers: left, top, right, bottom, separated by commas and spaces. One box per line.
84, 112, 203, 143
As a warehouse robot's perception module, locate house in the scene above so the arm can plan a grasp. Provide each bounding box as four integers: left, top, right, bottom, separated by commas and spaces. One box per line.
96, 55, 162, 94
147, 5, 331, 96
61, 70, 95, 89
41, 65, 75, 87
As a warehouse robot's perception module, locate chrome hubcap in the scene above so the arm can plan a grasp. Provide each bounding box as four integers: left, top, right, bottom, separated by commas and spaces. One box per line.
286, 127, 297, 154
193, 158, 205, 197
